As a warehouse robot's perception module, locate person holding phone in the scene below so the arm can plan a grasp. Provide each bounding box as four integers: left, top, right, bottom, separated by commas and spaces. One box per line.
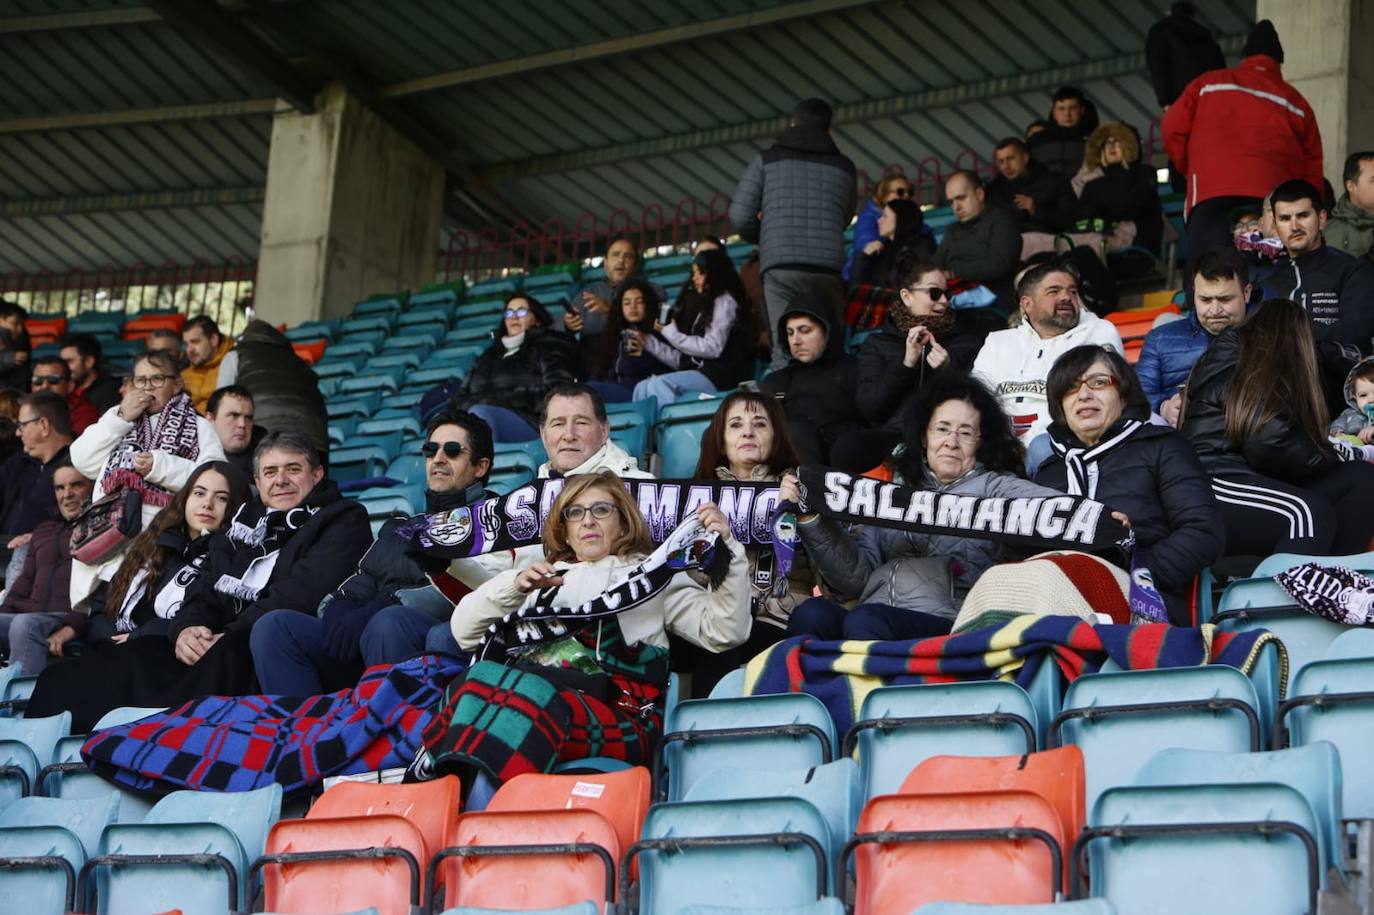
587, 280, 674, 402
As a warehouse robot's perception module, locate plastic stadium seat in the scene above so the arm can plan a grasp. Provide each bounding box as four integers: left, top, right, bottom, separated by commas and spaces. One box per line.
353, 295, 404, 318
608, 411, 649, 462
1135, 743, 1342, 884
0, 672, 39, 715
410, 289, 461, 311
468, 277, 521, 298
851, 790, 1065, 912
292, 339, 326, 365
0, 793, 119, 915
259, 814, 426, 915
1050, 667, 1261, 814
407, 365, 464, 390
386, 454, 425, 486
0, 713, 71, 807
315, 360, 366, 386
68, 312, 126, 337
524, 270, 580, 291
606, 396, 659, 428
913, 903, 1116, 914
327, 391, 382, 419
847, 681, 1039, 802
1077, 783, 1320, 914
683, 759, 860, 887
324, 339, 382, 361
355, 489, 421, 535
1214, 602, 1345, 695
433, 809, 618, 911
1283, 656, 1374, 819
631, 798, 831, 914
367, 351, 423, 373
447, 322, 499, 346
285, 321, 337, 344
121, 312, 185, 340
329, 445, 390, 484
38, 736, 153, 824
657, 417, 712, 478
378, 391, 421, 412
399, 305, 455, 329
1253, 549, 1374, 578
90, 783, 281, 915
487, 767, 651, 871
644, 253, 694, 275
657, 693, 836, 802
354, 414, 422, 440
455, 299, 506, 321
27, 316, 67, 346
337, 373, 401, 396
340, 315, 395, 336
307, 776, 463, 867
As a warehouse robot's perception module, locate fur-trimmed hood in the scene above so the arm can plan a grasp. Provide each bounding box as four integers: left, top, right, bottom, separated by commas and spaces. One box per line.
1084, 122, 1141, 169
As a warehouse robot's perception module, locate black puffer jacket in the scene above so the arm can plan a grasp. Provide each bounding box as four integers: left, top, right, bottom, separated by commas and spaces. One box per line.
168, 479, 372, 640
1036, 413, 1224, 624
932, 206, 1022, 308
452, 328, 578, 424
234, 320, 328, 455
1078, 162, 1164, 254
987, 162, 1077, 233
850, 231, 938, 289
1180, 327, 1342, 483
758, 295, 860, 463
1028, 123, 1093, 178
855, 315, 980, 430
1145, 7, 1226, 106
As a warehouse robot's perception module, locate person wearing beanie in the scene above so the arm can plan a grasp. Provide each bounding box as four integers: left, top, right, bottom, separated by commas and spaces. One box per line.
1162, 19, 1323, 279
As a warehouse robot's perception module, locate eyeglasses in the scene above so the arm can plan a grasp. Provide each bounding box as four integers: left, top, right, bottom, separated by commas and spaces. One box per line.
561, 501, 617, 522
909, 286, 948, 301
929, 423, 980, 445
504, 307, 530, 319
422, 441, 466, 459
888, 187, 911, 198
1069, 373, 1118, 394
31, 374, 65, 387
15, 416, 43, 430
130, 374, 172, 389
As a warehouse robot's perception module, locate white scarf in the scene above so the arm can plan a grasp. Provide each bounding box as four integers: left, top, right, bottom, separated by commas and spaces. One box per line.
1049, 419, 1144, 499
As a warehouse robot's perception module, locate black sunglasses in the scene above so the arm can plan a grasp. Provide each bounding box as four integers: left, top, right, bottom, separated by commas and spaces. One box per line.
909, 286, 948, 301
888, 188, 911, 198
422, 441, 466, 459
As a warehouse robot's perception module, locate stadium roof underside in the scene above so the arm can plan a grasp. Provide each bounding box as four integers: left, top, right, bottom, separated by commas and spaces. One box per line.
0, 0, 1256, 275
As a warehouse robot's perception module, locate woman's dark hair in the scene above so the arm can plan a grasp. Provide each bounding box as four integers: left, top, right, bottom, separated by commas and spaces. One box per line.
503, 292, 552, 329
1045, 345, 1150, 429
884, 198, 925, 245
900, 373, 1025, 479
672, 247, 752, 342
1225, 298, 1328, 447
694, 391, 801, 478
591, 279, 659, 379
104, 461, 251, 620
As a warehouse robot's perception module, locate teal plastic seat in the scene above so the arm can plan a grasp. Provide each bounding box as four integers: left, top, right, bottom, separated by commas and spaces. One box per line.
488, 469, 536, 495
357, 415, 422, 439
447, 322, 499, 345
1323, 627, 1374, 660
609, 411, 649, 462
606, 395, 659, 427
39, 736, 152, 823
337, 372, 400, 396
849, 681, 1038, 803
0, 713, 71, 807
340, 314, 394, 336
632, 798, 831, 914
326, 392, 381, 420
91, 783, 282, 915
1051, 667, 1260, 814
659, 694, 836, 802
682, 759, 860, 890
1252, 550, 1374, 578
386, 454, 425, 486
355, 489, 421, 536
658, 417, 713, 478
329, 445, 389, 484
410, 288, 462, 310
1078, 782, 1320, 915
378, 392, 420, 413
468, 277, 521, 298
455, 299, 506, 322
322, 340, 380, 360
1213, 601, 1346, 694
0, 674, 39, 717
284, 320, 337, 344
1284, 656, 1374, 818
352, 431, 404, 460
439, 906, 595, 915
352, 296, 403, 318
709, 668, 745, 698
399, 305, 455, 330
407, 365, 465, 389
0, 793, 119, 914
675, 903, 844, 915
913, 904, 1116, 914
68, 313, 125, 336
366, 351, 422, 373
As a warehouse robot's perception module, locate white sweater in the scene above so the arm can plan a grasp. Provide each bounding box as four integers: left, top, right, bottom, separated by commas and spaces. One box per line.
451, 541, 752, 654
972, 310, 1124, 441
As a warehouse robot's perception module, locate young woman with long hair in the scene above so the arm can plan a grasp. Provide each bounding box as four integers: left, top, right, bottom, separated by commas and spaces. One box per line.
587, 279, 674, 401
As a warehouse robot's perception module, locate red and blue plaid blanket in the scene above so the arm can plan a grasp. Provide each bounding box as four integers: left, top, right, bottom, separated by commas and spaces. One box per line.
81, 654, 466, 796
742, 615, 1281, 735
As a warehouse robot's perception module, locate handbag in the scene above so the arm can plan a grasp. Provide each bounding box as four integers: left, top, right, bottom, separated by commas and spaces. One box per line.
69, 489, 144, 564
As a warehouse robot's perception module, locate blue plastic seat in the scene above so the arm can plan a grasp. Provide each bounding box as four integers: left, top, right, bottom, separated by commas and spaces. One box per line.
90, 783, 282, 915
632, 798, 831, 914
0, 793, 119, 914
399, 310, 454, 335
0, 713, 71, 807
608, 411, 649, 462
409, 288, 462, 310
455, 299, 506, 321
913, 903, 1116, 914
1052, 667, 1261, 814
1284, 655, 1374, 819
352, 296, 404, 318
386, 454, 426, 486
378, 392, 421, 412
606, 396, 659, 428
524, 270, 580, 292
467, 277, 521, 298
581, 265, 607, 283
393, 324, 447, 347
658, 694, 836, 802
314, 359, 365, 383
329, 445, 389, 484
644, 253, 694, 276
337, 372, 400, 396
1213, 600, 1346, 694
0, 673, 39, 717
339, 315, 394, 336
658, 393, 727, 423
68, 313, 125, 336
284, 321, 337, 344
446, 322, 499, 346
849, 681, 1039, 802
657, 417, 712, 478
355, 488, 421, 536
326, 392, 382, 421
407, 365, 465, 390
1078, 782, 1320, 914
325, 339, 382, 361
356, 415, 422, 440
352, 430, 404, 461
366, 351, 422, 373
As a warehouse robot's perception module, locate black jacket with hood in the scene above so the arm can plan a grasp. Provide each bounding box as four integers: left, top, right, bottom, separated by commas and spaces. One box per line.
758, 294, 861, 462
1145, 7, 1227, 106
987, 161, 1077, 233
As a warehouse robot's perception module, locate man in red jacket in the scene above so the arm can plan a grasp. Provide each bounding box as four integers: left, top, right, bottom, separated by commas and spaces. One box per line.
1163, 19, 1323, 276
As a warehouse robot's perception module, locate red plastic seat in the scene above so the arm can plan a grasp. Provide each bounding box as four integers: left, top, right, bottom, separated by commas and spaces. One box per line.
260, 814, 426, 915
122, 312, 186, 340
27, 316, 67, 345
437, 808, 619, 912
292, 339, 326, 365
850, 790, 1065, 914
487, 767, 650, 867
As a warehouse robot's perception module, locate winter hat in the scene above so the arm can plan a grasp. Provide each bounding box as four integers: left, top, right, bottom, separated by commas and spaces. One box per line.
952, 550, 1131, 633
1275, 563, 1374, 625
1241, 19, 1284, 63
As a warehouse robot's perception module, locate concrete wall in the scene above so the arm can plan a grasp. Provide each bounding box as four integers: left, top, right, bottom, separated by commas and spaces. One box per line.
255, 83, 444, 326
1259, 0, 1374, 189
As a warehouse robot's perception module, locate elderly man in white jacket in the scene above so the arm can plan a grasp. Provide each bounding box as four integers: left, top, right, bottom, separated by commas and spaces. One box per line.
973, 260, 1124, 444
69, 352, 225, 609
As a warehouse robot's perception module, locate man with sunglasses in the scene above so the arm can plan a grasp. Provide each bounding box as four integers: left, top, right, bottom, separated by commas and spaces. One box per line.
251, 411, 498, 694
29, 355, 98, 435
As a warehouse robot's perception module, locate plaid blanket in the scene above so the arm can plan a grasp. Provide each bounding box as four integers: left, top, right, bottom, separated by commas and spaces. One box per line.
81, 654, 466, 796
742, 614, 1282, 735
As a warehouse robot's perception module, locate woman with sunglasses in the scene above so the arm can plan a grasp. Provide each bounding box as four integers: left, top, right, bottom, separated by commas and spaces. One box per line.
844, 174, 916, 283
435, 470, 750, 784
850, 197, 936, 290
449, 293, 577, 442
1035, 345, 1222, 624
836, 261, 980, 472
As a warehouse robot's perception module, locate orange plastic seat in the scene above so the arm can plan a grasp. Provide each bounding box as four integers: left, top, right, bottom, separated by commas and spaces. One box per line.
292, 339, 327, 364
1105, 302, 1180, 328
259, 814, 426, 915
27, 316, 67, 345
1124, 338, 1145, 364
437, 808, 619, 911
900, 746, 1086, 887
487, 767, 650, 864
122, 312, 186, 340
849, 790, 1065, 914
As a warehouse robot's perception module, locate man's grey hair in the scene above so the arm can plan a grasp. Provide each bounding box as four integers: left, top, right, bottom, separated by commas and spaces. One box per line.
252, 430, 321, 477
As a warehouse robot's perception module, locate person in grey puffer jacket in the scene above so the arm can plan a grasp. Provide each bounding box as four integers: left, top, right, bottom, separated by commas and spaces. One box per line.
729, 98, 857, 369
782, 374, 1056, 640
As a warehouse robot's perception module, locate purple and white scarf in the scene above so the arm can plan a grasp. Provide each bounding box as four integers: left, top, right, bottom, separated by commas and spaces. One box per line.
100, 391, 202, 507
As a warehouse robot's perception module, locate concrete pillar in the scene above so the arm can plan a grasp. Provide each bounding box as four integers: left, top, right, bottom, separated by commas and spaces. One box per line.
255, 83, 444, 326
1258, 0, 1374, 190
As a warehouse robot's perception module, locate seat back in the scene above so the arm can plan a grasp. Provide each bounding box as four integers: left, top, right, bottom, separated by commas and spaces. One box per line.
1053, 667, 1259, 812
852, 681, 1038, 802
308, 776, 462, 886
852, 791, 1065, 913
41, 735, 154, 823
261, 814, 426, 915
636, 797, 831, 914
0, 713, 71, 806
0, 795, 117, 915
1215, 604, 1346, 694
911, 902, 1117, 914
660, 694, 836, 801
1287, 659, 1374, 818
1324, 627, 1374, 660
488, 767, 649, 866
1085, 783, 1320, 915
439, 809, 618, 911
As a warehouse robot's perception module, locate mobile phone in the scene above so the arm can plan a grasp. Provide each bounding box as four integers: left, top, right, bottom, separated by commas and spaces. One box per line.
562, 299, 579, 315
659, 303, 672, 324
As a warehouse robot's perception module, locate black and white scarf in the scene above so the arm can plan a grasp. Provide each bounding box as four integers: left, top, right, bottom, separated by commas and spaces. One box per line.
474, 516, 729, 662
1047, 419, 1145, 500
100, 391, 202, 507
212, 501, 317, 603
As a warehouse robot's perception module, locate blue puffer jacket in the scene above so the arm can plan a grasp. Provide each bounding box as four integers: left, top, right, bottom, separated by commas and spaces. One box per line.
1136, 310, 1211, 411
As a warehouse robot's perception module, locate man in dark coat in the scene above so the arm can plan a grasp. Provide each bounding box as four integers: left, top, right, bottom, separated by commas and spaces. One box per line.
206, 384, 267, 480
0, 300, 32, 392
1146, 2, 1226, 108
933, 171, 1023, 311
0, 391, 73, 579
232, 319, 328, 457
1026, 87, 1098, 178
987, 138, 1077, 234
251, 411, 499, 695
730, 98, 857, 368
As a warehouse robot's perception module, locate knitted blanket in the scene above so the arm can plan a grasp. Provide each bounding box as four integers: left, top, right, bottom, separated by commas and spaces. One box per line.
742, 615, 1281, 735
80, 654, 465, 796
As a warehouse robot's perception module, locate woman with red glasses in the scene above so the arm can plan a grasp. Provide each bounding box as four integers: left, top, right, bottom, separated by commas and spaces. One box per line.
1035, 344, 1223, 624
